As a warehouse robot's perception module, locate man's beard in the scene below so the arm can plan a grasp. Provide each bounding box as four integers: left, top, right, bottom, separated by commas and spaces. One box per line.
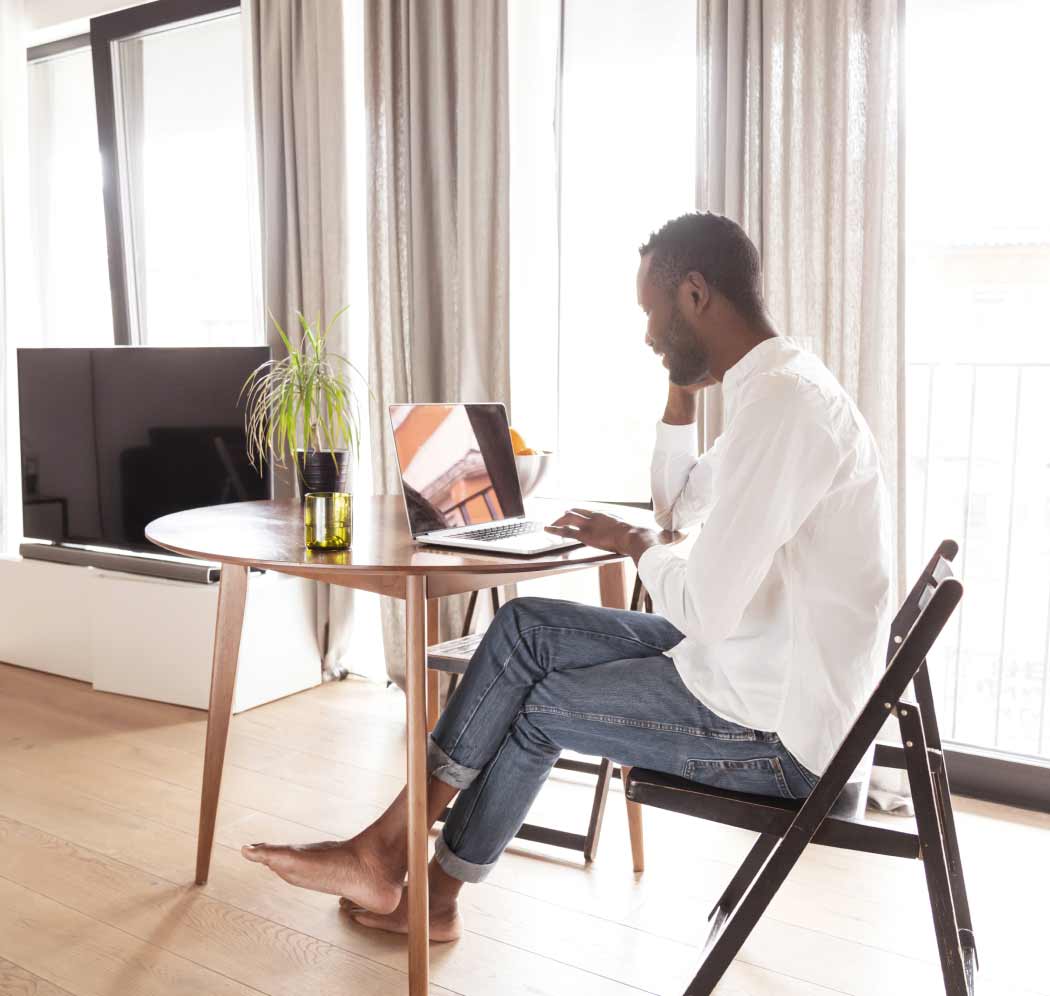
664, 302, 710, 387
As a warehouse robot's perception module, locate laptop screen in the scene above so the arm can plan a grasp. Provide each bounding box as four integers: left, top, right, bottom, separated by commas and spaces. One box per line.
390, 403, 525, 535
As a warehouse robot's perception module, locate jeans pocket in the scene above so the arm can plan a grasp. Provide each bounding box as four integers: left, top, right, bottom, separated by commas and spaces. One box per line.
683, 756, 792, 799
780, 751, 819, 793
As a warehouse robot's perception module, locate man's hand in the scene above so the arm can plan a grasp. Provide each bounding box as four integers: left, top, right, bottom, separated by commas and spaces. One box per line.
546, 508, 662, 565
663, 378, 716, 425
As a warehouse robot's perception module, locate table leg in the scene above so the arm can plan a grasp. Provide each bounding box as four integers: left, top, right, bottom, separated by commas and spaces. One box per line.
598, 561, 646, 873
196, 563, 249, 885
405, 575, 430, 994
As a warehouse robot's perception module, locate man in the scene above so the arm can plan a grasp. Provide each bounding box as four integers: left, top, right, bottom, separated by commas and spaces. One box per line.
242, 212, 892, 941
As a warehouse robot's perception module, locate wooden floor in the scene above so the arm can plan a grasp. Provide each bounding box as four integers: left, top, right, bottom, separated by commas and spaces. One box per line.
0, 661, 1044, 996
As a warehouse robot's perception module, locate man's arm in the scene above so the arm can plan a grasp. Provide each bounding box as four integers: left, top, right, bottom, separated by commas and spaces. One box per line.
651, 380, 719, 532
545, 380, 717, 561
638, 378, 841, 645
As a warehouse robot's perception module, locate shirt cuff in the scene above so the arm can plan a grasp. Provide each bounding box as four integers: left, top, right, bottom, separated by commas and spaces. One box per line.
654, 419, 700, 456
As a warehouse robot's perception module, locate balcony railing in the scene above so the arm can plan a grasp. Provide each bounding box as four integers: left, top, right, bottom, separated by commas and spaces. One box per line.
907, 361, 1050, 762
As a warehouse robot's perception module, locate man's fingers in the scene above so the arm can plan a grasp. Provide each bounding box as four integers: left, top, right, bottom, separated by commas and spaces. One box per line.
549, 509, 589, 528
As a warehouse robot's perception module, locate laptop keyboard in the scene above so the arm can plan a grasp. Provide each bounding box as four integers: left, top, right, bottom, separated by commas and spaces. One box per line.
446, 521, 544, 541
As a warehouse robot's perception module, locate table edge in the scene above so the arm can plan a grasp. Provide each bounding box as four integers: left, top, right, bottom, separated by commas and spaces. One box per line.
145, 535, 628, 575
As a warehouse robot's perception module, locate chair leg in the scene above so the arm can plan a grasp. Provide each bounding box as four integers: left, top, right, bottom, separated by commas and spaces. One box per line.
899, 706, 971, 996
425, 669, 441, 733
705, 833, 778, 944
630, 574, 644, 612
683, 774, 859, 996
933, 765, 976, 945
426, 598, 442, 732
621, 765, 646, 873
583, 758, 614, 862
460, 589, 479, 636
935, 767, 978, 992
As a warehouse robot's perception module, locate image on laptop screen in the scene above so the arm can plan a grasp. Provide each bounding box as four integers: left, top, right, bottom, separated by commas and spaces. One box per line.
390, 403, 525, 535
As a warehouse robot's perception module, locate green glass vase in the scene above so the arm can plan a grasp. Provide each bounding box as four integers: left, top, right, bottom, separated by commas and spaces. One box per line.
304, 492, 352, 550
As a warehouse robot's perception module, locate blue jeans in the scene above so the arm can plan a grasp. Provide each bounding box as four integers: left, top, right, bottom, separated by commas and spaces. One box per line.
428, 596, 817, 883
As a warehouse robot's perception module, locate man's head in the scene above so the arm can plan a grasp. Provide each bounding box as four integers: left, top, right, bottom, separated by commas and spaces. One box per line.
637, 212, 766, 385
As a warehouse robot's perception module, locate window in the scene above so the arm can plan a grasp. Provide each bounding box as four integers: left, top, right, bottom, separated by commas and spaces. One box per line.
93, 1, 253, 346
906, 0, 1050, 760
27, 41, 112, 346
510, 0, 697, 501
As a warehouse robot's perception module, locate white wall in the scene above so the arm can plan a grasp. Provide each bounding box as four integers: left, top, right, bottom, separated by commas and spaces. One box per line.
27, 0, 135, 42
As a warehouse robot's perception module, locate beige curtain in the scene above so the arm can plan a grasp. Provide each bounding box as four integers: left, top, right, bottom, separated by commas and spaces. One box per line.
365, 0, 510, 686
697, 0, 907, 811
245, 0, 354, 678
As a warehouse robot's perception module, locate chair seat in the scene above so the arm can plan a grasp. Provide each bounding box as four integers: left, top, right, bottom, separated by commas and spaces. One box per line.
624, 767, 919, 860
426, 632, 484, 674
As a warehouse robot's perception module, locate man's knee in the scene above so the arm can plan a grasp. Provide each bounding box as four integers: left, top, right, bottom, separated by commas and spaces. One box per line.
494, 595, 561, 634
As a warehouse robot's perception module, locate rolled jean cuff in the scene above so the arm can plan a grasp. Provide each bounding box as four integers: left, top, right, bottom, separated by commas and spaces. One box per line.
427, 735, 480, 791
434, 831, 497, 884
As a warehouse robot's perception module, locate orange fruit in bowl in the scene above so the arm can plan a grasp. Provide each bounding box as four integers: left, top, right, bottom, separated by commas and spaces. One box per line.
509, 426, 529, 455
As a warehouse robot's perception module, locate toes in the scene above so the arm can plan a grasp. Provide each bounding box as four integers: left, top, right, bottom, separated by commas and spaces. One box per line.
241, 843, 285, 864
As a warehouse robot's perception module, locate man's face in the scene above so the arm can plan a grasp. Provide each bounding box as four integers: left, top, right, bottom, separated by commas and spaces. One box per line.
637, 253, 711, 387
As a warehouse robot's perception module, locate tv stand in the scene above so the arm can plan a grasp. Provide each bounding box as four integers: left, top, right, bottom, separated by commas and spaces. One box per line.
0, 554, 320, 712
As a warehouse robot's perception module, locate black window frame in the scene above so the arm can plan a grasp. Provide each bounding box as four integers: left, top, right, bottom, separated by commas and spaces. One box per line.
90, 0, 240, 345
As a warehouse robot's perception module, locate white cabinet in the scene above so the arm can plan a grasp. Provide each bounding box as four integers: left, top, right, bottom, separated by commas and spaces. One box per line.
0, 557, 321, 712
0, 557, 96, 681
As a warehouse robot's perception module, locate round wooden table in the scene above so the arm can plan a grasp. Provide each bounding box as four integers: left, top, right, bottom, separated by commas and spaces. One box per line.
146, 496, 661, 996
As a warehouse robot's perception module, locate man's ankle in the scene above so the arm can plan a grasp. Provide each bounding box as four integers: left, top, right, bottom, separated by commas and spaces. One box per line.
430, 893, 459, 915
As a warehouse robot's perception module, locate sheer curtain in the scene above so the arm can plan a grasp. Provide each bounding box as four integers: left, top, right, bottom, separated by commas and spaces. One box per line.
1, 0, 29, 553
243, 0, 355, 678
365, 0, 510, 686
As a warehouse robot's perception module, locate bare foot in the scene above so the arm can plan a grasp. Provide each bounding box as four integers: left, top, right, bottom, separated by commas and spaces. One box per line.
241, 839, 403, 914
343, 893, 462, 943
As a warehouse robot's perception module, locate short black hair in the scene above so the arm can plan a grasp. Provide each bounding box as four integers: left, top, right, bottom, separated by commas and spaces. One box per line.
639, 212, 764, 319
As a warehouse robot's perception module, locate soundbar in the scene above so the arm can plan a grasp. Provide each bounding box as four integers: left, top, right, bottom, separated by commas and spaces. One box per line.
19, 541, 223, 584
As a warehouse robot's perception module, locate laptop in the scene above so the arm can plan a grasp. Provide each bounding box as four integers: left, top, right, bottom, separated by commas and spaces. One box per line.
389, 402, 580, 555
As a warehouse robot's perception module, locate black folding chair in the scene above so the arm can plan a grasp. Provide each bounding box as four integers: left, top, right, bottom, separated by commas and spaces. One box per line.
625, 540, 975, 995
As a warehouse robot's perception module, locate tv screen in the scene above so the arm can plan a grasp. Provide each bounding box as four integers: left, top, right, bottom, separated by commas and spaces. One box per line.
17, 346, 271, 552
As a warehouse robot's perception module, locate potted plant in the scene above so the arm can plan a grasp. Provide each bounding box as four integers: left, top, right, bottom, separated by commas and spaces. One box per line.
240, 309, 368, 498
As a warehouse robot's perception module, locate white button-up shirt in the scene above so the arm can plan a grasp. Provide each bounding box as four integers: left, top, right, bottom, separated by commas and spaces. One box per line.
637, 337, 893, 775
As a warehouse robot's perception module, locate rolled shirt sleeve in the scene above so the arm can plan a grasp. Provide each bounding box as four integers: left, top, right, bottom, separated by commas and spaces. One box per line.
650, 420, 719, 531
640, 375, 842, 646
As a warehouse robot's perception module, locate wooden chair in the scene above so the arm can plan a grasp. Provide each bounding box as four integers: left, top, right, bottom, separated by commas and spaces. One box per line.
624, 540, 975, 995
427, 583, 647, 867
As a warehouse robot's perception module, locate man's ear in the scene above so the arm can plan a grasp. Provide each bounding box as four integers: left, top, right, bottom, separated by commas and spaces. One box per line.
680, 271, 711, 316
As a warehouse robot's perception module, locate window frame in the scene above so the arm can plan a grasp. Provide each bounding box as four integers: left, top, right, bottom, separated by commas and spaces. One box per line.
27, 34, 91, 63
89, 0, 241, 345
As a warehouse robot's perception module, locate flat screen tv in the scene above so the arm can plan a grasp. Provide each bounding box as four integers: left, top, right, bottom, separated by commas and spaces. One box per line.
17, 346, 271, 553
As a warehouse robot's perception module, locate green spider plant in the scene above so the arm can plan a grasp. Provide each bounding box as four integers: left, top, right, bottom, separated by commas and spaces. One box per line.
240, 308, 369, 479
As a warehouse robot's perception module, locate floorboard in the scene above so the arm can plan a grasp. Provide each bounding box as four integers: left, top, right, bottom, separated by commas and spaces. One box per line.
0, 662, 1043, 996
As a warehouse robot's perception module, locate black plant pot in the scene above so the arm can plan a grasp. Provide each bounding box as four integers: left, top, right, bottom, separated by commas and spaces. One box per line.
296, 449, 350, 500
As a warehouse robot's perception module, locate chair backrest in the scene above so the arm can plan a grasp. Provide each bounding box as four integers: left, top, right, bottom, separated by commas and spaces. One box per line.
791, 541, 963, 826
885, 539, 959, 668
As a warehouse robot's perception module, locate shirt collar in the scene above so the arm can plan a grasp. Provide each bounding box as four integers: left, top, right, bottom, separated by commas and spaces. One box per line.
721, 336, 794, 399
